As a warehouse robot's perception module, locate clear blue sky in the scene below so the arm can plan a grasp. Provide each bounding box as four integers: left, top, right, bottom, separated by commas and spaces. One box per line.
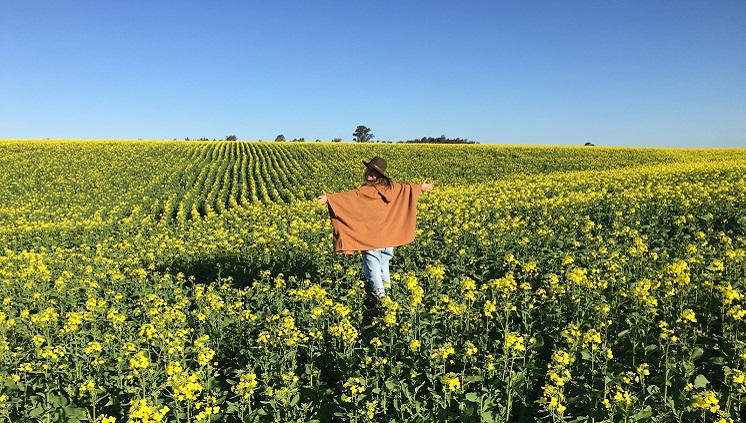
1, 1, 745, 147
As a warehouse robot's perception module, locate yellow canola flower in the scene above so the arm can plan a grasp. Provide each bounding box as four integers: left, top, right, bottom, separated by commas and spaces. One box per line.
197, 347, 216, 367
32, 334, 45, 347
79, 379, 96, 395
725, 368, 746, 393
483, 300, 497, 317
430, 342, 455, 360
717, 282, 742, 305
542, 384, 567, 414
231, 370, 258, 401
582, 329, 602, 350
343, 377, 366, 402
166, 362, 202, 401
85, 341, 103, 355
363, 399, 378, 420
691, 390, 720, 413
658, 321, 678, 342
129, 351, 149, 374
679, 308, 697, 323
128, 398, 169, 423
504, 332, 526, 353
425, 264, 445, 280
604, 348, 613, 360
60, 311, 86, 333
727, 305, 746, 321
637, 363, 650, 376
613, 388, 635, 407
551, 350, 574, 366
328, 318, 358, 343
39, 345, 67, 360
310, 306, 324, 319
464, 340, 478, 356
441, 372, 461, 392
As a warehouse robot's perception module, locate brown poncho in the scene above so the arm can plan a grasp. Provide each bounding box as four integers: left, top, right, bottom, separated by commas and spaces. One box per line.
326, 181, 423, 254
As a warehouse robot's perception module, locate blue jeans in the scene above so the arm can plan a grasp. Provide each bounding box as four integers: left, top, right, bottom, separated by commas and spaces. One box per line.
362, 247, 394, 298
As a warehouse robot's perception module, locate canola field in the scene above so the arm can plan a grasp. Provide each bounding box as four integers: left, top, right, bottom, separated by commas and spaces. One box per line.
1, 140, 745, 423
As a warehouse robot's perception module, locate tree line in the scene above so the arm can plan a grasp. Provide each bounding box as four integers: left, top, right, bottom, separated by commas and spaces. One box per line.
179, 126, 479, 144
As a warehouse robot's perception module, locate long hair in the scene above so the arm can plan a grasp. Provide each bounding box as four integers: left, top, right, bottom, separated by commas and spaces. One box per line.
363, 168, 391, 187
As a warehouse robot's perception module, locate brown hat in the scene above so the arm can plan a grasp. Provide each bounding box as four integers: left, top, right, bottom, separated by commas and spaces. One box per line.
363, 156, 387, 176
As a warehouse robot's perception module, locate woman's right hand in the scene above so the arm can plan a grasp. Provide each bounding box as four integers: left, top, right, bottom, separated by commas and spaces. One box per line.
317, 190, 328, 204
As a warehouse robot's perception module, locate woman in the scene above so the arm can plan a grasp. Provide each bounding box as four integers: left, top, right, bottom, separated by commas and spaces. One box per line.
317, 156, 434, 304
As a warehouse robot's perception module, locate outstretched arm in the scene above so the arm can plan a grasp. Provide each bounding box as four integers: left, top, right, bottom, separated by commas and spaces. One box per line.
317, 190, 328, 205
421, 179, 434, 192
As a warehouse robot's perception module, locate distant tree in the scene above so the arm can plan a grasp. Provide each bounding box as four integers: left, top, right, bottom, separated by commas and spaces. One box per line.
315, 139, 321, 142
584, 142, 595, 146
399, 135, 477, 144
275, 135, 286, 142
353, 126, 374, 143
226, 135, 237, 141
332, 138, 342, 143
291, 138, 305, 142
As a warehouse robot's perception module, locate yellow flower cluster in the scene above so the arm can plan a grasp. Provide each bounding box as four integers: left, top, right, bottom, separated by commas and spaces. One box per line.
342, 377, 366, 403
504, 332, 526, 354
129, 351, 150, 375
231, 370, 258, 401
328, 319, 358, 343
679, 308, 697, 324
128, 399, 169, 423
543, 349, 575, 416
441, 372, 461, 392
725, 368, 746, 394
165, 361, 202, 402
658, 321, 679, 342
692, 390, 720, 413
430, 342, 455, 360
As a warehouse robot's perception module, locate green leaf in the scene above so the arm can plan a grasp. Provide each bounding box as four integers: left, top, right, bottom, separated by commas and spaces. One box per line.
480, 409, 496, 423
290, 392, 300, 407
464, 403, 476, 416
691, 347, 704, 361
631, 406, 653, 421
464, 375, 485, 383
465, 392, 479, 402
63, 405, 86, 419
532, 333, 545, 348
28, 407, 45, 418
710, 356, 727, 365
694, 374, 709, 388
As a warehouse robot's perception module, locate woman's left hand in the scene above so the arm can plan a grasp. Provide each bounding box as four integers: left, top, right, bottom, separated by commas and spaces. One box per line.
421, 179, 434, 191
317, 190, 328, 204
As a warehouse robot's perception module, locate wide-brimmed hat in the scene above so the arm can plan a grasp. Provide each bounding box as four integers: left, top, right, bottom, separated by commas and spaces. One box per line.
363, 156, 387, 176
